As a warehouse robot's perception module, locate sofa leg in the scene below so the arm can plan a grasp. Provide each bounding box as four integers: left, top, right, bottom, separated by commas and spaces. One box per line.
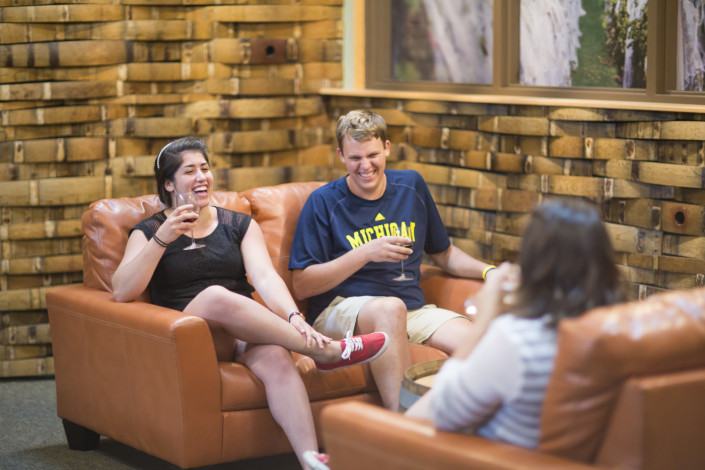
62, 419, 100, 451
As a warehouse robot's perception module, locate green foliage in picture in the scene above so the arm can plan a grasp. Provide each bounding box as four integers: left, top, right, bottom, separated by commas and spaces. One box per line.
604, 0, 648, 87
572, 0, 619, 87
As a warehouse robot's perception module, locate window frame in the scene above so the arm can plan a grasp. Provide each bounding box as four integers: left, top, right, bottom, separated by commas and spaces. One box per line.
363, 0, 705, 108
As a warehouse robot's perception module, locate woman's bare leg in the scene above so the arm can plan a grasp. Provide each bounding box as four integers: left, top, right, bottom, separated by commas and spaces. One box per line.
237, 343, 319, 470
184, 285, 341, 363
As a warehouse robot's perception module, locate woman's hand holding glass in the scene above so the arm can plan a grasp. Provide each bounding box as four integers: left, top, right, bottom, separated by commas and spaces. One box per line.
154, 197, 201, 248
464, 262, 521, 323
175, 191, 205, 250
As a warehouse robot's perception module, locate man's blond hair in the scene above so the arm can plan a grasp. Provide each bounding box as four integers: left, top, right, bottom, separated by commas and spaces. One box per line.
335, 110, 388, 153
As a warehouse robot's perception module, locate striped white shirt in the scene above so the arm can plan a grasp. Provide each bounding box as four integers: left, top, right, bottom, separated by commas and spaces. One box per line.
431, 314, 557, 449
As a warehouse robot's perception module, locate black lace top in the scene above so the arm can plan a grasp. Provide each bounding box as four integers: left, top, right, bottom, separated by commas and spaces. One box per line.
131, 207, 254, 311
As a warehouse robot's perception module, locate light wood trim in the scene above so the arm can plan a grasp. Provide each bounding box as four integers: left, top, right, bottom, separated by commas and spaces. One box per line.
647, 0, 666, 95
320, 87, 705, 113
665, 1, 680, 92
353, 0, 365, 89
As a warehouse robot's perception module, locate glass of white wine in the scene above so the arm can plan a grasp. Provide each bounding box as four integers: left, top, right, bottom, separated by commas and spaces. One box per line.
176, 191, 205, 250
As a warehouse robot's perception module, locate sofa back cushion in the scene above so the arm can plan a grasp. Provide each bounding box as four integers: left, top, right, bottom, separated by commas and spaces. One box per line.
539, 288, 705, 463
241, 182, 325, 302
82, 192, 250, 296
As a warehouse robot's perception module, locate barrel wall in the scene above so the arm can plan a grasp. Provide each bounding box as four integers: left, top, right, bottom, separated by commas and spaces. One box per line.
0, 0, 343, 377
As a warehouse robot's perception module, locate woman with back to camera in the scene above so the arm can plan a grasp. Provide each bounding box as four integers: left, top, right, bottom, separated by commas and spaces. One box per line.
406, 198, 623, 449
112, 136, 388, 470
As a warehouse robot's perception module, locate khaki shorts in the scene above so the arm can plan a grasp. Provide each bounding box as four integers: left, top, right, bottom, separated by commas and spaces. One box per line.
312, 296, 468, 344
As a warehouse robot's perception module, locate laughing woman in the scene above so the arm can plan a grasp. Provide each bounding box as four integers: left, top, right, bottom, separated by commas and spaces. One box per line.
112, 136, 388, 470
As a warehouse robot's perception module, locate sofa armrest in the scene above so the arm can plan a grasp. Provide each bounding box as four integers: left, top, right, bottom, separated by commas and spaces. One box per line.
321, 401, 596, 470
419, 265, 484, 314
46, 283, 224, 468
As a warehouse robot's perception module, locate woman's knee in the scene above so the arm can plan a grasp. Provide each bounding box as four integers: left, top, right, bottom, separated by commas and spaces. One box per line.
191, 285, 249, 314
246, 345, 297, 379
201, 285, 238, 304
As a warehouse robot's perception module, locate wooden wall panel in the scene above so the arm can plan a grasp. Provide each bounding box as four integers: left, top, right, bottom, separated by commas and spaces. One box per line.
0, 0, 342, 377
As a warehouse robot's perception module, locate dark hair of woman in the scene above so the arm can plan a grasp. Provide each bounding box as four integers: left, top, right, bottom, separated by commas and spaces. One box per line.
154, 136, 210, 206
514, 198, 623, 327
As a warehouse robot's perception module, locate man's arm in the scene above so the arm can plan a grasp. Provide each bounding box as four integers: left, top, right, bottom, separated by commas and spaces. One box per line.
291, 250, 368, 301
291, 235, 412, 300
414, 169, 493, 281
429, 244, 492, 279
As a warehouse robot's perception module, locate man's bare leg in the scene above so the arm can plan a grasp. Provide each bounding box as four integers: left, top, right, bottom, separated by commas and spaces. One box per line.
424, 317, 475, 354
355, 296, 411, 411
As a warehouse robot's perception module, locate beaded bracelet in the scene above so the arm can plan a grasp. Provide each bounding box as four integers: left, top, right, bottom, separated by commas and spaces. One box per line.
482, 265, 497, 280
153, 234, 169, 248
288, 311, 304, 323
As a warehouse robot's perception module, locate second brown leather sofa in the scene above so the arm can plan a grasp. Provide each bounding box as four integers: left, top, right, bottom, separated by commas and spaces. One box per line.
320, 286, 705, 470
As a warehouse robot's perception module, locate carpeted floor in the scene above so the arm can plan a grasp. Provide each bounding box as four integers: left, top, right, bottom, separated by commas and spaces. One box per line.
0, 377, 301, 470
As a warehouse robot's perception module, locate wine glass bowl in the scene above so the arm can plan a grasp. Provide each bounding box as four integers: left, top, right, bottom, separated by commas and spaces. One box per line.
176, 191, 205, 250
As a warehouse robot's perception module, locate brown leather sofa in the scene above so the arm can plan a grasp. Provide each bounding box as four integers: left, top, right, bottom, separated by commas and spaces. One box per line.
46, 182, 483, 468
320, 287, 705, 470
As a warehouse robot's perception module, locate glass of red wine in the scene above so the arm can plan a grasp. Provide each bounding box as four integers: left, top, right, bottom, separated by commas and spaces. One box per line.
393, 229, 414, 281
176, 191, 205, 250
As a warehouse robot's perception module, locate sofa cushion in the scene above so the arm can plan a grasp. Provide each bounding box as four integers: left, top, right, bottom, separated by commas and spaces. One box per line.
242, 182, 324, 276
219, 344, 446, 411
218, 356, 376, 411
539, 287, 705, 462
82, 192, 250, 295
241, 182, 325, 310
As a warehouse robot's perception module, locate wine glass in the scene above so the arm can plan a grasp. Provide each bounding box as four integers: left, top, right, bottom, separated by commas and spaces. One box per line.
392, 229, 414, 281
176, 191, 205, 250
500, 263, 521, 307
464, 298, 478, 317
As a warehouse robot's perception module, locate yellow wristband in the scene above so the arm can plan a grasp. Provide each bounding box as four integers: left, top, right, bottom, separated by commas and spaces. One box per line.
482, 265, 497, 280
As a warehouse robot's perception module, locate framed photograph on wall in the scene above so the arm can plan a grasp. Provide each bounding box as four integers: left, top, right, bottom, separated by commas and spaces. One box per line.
390, 0, 494, 85
676, 0, 705, 91
519, 0, 647, 89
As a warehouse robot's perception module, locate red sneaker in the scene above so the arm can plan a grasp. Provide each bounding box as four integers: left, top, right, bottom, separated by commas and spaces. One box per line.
303, 450, 330, 470
314, 331, 389, 373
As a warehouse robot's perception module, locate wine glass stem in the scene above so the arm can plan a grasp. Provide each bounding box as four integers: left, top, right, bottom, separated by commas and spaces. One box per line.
400, 260, 405, 277
191, 228, 195, 245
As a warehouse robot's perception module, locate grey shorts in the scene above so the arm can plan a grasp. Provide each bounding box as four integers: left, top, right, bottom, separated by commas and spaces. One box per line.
311, 295, 468, 344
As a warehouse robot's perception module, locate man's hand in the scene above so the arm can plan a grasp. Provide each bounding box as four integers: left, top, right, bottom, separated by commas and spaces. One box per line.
363, 235, 413, 263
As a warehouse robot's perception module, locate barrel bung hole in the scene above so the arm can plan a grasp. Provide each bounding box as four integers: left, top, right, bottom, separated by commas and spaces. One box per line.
266, 45, 276, 57
674, 211, 686, 226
